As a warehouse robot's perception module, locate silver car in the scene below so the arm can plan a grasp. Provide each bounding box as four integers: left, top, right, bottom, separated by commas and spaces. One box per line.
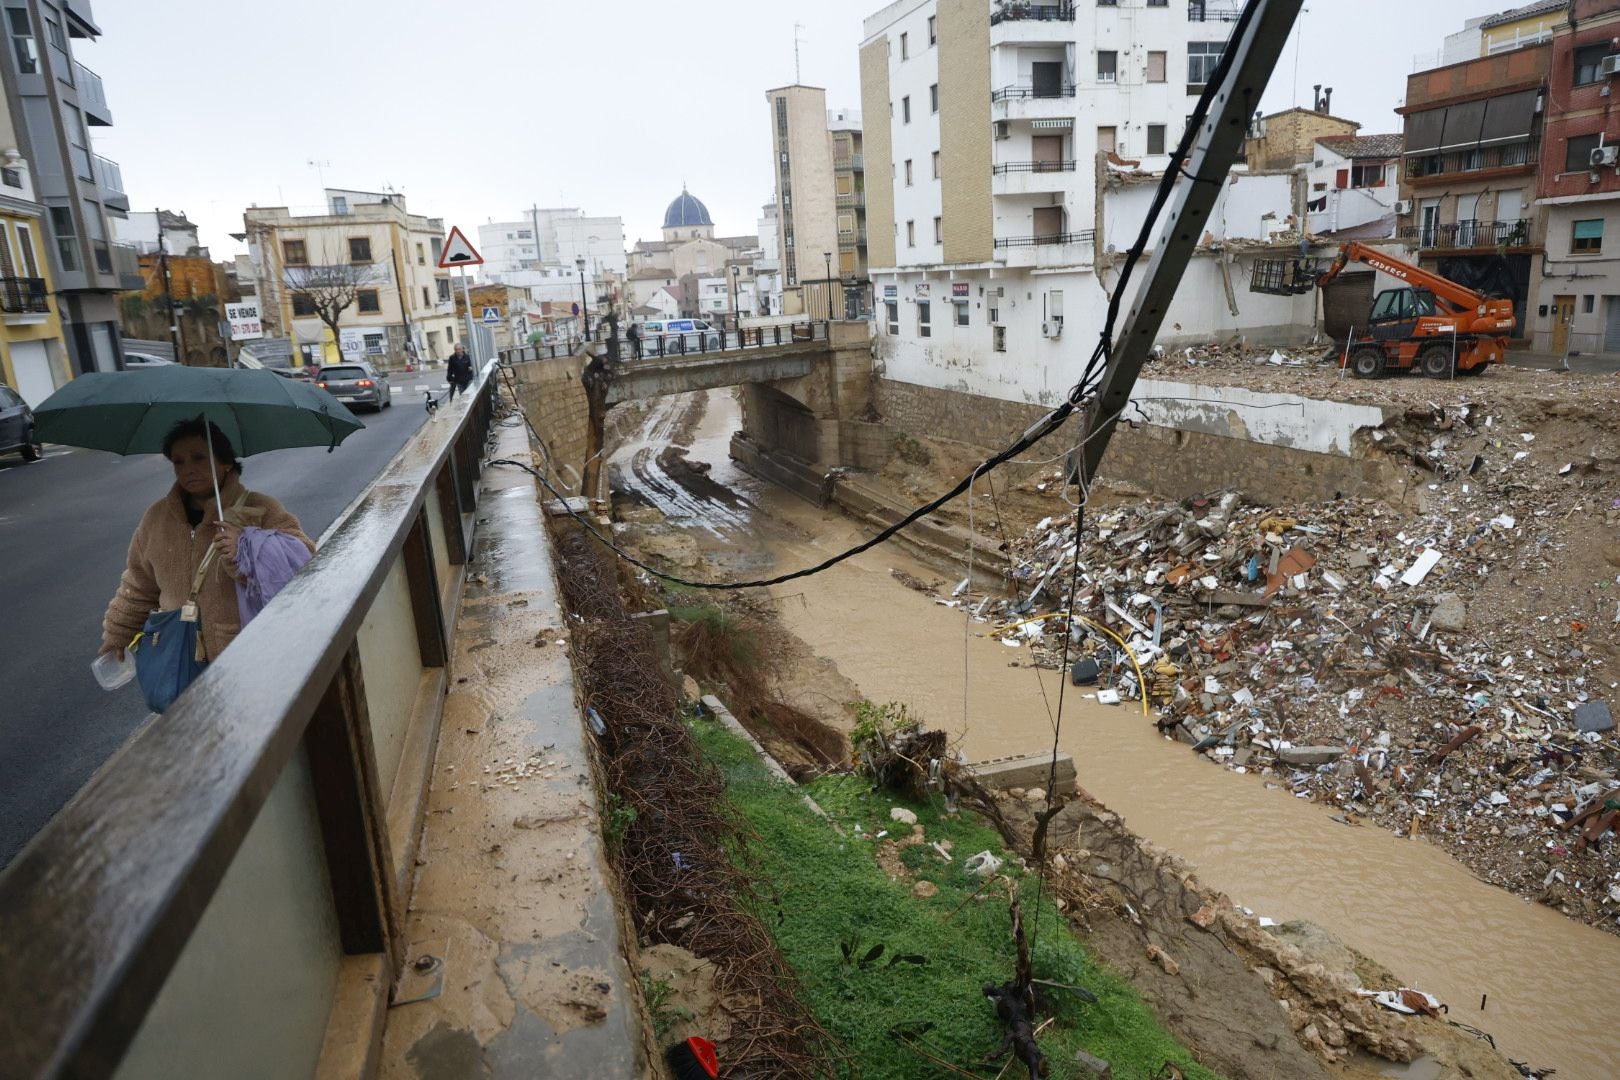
317, 362, 392, 411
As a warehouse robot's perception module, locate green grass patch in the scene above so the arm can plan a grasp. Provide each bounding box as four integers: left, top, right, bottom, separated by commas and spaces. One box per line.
690, 718, 1223, 1080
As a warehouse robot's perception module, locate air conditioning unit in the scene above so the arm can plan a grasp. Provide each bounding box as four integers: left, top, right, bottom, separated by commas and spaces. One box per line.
1590, 145, 1619, 168
1394, 199, 1413, 215
1042, 318, 1063, 338
1600, 54, 1620, 76
994, 120, 1011, 141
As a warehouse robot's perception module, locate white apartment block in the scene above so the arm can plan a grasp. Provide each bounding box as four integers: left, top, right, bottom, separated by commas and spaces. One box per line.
478, 209, 627, 282
859, 0, 1314, 408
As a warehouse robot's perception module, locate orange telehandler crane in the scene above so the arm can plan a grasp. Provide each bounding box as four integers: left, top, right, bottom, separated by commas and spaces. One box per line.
1316, 242, 1517, 379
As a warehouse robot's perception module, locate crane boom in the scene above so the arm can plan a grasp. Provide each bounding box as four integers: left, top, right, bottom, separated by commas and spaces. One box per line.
1317, 241, 1491, 313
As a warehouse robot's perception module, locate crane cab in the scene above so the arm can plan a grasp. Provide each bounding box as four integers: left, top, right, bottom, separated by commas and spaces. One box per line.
1367, 287, 1436, 341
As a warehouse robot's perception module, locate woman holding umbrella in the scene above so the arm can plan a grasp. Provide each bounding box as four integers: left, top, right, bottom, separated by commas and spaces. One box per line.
98, 418, 314, 669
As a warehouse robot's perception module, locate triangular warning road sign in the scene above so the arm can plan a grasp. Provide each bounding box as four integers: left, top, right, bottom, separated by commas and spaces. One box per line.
437, 225, 483, 268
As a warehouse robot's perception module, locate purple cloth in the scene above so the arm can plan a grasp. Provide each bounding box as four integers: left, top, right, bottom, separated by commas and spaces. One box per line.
234, 527, 313, 626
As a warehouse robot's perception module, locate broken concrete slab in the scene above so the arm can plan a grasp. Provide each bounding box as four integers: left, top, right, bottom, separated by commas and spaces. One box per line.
1429, 592, 1467, 632
1573, 701, 1614, 735
1277, 745, 1346, 767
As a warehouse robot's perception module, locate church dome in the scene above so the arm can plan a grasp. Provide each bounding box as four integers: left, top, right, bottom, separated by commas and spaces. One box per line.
663, 189, 713, 229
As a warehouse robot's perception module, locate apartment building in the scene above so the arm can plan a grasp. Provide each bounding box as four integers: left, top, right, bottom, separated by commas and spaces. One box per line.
1432, 0, 1566, 68
1395, 41, 1550, 341
829, 108, 870, 296
243, 189, 458, 367
477, 209, 627, 282
1533, 0, 1620, 354
860, 0, 1295, 406
0, 0, 141, 375
1305, 133, 1403, 240
0, 69, 67, 403
766, 85, 841, 318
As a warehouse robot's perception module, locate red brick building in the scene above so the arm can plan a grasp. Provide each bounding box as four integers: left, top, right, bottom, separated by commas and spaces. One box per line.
1533, 0, 1620, 354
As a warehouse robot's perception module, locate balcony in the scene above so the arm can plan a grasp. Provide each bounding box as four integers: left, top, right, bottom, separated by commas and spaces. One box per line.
1398, 218, 1532, 250
834, 153, 864, 171
1188, 1, 1242, 20
992, 84, 1077, 123
992, 84, 1076, 102
1404, 138, 1538, 183
990, 2, 1075, 25
110, 241, 143, 290
0, 276, 50, 322
75, 62, 111, 125
994, 229, 1095, 268
836, 190, 866, 208
838, 227, 868, 249
95, 154, 127, 213
993, 159, 1078, 196
63, 0, 100, 37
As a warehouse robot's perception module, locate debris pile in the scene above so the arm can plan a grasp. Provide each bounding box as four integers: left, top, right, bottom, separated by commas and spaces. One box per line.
1148, 337, 1340, 371
943, 476, 1620, 933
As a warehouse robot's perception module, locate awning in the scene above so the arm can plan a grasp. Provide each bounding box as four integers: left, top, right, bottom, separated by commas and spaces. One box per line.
1405, 107, 1446, 155
1440, 99, 1486, 151
1479, 89, 1539, 146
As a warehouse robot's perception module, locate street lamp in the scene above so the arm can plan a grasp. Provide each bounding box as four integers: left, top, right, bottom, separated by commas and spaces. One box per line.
575, 255, 590, 340
823, 251, 833, 322
730, 264, 740, 333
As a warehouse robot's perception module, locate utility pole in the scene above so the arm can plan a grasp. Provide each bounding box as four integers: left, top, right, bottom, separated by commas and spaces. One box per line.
155, 209, 187, 364
389, 234, 415, 369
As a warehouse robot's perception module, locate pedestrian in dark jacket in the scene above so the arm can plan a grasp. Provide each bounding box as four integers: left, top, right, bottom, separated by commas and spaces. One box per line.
447, 343, 474, 398
627, 321, 642, 359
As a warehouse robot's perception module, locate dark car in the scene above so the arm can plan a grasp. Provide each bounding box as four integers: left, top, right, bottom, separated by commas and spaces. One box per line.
0, 384, 41, 462
316, 362, 391, 411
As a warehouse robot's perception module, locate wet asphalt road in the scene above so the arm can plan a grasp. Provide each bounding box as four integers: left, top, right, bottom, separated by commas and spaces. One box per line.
0, 372, 446, 867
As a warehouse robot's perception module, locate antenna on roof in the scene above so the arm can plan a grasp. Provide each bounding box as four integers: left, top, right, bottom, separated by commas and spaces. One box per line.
794, 22, 805, 84
307, 159, 331, 191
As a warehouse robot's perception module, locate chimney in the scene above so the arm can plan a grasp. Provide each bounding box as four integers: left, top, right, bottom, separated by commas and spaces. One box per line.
1322, 87, 1333, 115
1313, 84, 1322, 111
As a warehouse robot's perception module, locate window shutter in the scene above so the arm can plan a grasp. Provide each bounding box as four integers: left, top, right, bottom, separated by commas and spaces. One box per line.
1335, 169, 1349, 189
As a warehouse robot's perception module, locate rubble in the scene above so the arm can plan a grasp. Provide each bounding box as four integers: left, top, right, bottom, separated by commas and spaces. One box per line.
923, 455, 1620, 933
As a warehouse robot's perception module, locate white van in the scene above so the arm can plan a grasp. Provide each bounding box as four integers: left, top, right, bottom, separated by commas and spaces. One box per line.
636, 318, 721, 354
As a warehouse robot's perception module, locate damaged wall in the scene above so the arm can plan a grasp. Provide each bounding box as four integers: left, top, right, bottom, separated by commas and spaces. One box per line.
509, 353, 591, 495
874, 377, 1405, 504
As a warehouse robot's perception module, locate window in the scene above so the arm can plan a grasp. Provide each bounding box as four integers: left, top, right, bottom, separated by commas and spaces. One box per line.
416, 242, 425, 265
1575, 43, 1608, 86
0, 166, 18, 188
348, 236, 372, 262
1566, 133, 1603, 172
7, 9, 36, 75
1351, 161, 1386, 188
1098, 0, 1117, 5
357, 289, 381, 312
928, 15, 936, 43
930, 83, 939, 113
1572, 218, 1603, 253
431, 237, 443, 264
516, 229, 532, 239
291, 294, 316, 316
900, 32, 908, 59
282, 239, 307, 265
436, 278, 452, 302
902, 96, 911, 123
1189, 42, 1223, 87
933, 216, 942, 243
917, 300, 931, 337
886, 300, 899, 333
836, 174, 853, 194
43, 16, 61, 50
16, 221, 37, 277
1584, 294, 1596, 314
1147, 0, 1167, 5
1146, 50, 1167, 83
932, 150, 940, 178
1097, 126, 1117, 153
1147, 124, 1166, 155
955, 302, 969, 327
905, 158, 914, 185
422, 286, 430, 307
906, 220, 916, 247
838, 213, 854, 234
993, 325, 1007, 352
1097, 51, 1117, 82
331, 196, 349, 215
363, 333, 385, 355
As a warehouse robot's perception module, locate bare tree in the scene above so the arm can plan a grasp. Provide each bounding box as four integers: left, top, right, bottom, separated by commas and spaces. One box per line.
283, 259, 385, 359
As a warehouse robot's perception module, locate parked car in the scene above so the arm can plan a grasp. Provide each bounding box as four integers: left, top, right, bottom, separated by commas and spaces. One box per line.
638, 318, 721, 353
270, 364, 320, 382
0, 384, 41, 462
316, 362, 391, 411
122, 351, 176, 369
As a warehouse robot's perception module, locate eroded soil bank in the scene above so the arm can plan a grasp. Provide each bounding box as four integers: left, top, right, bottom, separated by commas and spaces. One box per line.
604, 389, 1619, 1078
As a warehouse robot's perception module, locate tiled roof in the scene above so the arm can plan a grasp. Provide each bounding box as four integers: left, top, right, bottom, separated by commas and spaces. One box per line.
1481, 0, 1564, 30
1317, 133, 1404, 159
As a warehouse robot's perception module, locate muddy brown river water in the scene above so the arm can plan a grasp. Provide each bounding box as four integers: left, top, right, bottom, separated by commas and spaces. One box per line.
614, 391, 1620, 1079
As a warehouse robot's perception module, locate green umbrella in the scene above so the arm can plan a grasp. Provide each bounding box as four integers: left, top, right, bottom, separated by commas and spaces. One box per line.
33, 365, 364, 514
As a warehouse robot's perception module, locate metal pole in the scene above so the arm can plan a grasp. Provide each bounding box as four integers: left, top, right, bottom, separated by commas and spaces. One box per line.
578, 265, 590, 339
459, 266, 478, 369
156, 210, 186, 364
823, 251, 833, 322
389, 242, 415, 370
1078, 0, 1304, 487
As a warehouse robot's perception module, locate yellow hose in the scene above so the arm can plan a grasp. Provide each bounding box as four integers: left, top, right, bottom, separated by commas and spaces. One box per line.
993, 611, 1151, 717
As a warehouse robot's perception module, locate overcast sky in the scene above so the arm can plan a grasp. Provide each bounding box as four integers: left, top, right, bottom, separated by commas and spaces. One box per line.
82, 1, 1491, 257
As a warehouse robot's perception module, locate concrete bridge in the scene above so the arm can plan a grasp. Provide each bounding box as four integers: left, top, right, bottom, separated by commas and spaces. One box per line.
505, 319, 880, 504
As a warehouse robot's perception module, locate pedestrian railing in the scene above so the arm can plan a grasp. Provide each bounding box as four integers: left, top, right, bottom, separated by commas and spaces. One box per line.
994, 230, 1096, 248
0, 376, 497, 1078
992, 84, 1077, 102
0, 275, 49, 314
503, 320, 832, 365
1397, 218, 1531, 250
993, 160, 1079, 174
990, 2, 1076, 25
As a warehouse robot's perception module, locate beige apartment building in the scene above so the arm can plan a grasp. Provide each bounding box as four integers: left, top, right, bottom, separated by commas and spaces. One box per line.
830, 108, 869, 290
766, 85, 841, 318
243, 189, 458, 368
